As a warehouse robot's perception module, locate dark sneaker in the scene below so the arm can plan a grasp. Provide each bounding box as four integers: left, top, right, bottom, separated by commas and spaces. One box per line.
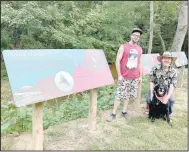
106, 113, 116, 122
121, 112, 127, 119
163, 114, 173, 123
121, 112, 131, 120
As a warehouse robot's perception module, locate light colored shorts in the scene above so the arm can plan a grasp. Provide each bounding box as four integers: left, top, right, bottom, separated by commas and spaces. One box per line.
115, 78, 140, 101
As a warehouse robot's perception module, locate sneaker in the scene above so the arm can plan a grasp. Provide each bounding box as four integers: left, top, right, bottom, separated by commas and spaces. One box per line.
145, 110, 149, 115
121, 112, 127, 119
169, 114, 173, 122
121, 112, 131, 120
163, 114, 173, 123
144, 105, 149, 115
106, 113, 116, 122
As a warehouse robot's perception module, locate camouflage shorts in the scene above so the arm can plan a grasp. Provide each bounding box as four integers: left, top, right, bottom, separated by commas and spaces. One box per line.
115, 78, 140, 101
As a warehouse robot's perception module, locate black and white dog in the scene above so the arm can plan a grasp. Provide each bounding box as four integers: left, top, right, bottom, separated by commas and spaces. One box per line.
148, 84, 172, 126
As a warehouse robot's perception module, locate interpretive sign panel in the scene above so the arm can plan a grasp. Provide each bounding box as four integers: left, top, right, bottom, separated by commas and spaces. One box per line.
3, 49, 114, 107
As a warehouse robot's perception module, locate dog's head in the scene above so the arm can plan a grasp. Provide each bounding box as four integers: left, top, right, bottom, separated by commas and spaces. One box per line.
154, 84, 168, 97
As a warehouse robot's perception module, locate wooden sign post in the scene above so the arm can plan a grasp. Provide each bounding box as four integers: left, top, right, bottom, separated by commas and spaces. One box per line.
32, 102, 43, 150
134, 79, 142, 112
88, 88, 98, 130
2, 49, 114, 150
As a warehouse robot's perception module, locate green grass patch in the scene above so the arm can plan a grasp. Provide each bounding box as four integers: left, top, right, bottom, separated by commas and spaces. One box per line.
1, 61, 8, 81
86, 114, 187, 150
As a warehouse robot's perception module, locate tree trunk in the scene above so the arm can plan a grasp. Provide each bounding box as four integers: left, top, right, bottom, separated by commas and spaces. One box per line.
148, 1, 154, 54
171, 1, 188, 52
171, 1, 188, 88
158, 30, 166, 52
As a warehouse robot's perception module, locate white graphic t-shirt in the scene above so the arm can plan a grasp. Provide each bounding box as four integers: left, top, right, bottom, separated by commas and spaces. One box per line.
126, 49, 138, 69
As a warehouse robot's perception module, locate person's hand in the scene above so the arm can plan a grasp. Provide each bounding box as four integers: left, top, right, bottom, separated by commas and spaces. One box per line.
118, 75, 123, 81
139, 76, 142, 84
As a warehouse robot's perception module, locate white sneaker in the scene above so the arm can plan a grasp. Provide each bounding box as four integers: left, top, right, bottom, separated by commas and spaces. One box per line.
169, 114, 173, 122
144, 110, 149, 115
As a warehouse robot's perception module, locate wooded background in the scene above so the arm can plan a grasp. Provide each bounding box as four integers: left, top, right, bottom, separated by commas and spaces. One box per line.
1, 1, 188, 64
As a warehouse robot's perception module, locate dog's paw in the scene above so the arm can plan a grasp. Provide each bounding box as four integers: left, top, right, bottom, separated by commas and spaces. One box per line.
169, 122, 173, 127
162, 116, 166, 121
151, 118, 155, 122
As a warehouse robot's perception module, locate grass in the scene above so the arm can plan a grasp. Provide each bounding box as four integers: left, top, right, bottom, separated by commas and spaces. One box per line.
40, 107, 187, 150
1, 63, 188, 150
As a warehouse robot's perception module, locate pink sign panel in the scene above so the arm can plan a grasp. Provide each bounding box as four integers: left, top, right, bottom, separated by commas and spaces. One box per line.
141, 52, 188, 75
172, 51, 188, 67
141, 54, 160, 75
3, 49, 114, 107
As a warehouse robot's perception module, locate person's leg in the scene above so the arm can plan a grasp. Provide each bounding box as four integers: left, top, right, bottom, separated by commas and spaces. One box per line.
167, 95, 174, 122
112, 79, 125, 115
121, 99, 130, 119
122, 78, 139, 117
122, 99, 129, 114
112, 99, 121, 114
121, 78, 132, 117
107, 79, 124, 121
146, 91, 151, 106
168, 95, 175, 115
145, 91, 151, 114
106, 99, 121, 121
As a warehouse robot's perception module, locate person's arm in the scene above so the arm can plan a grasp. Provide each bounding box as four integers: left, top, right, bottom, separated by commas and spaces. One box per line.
167, 70, 178, 98
149, 81, 154, 97
139, 48, 143, 78
139, 59, 143, 78
138, 49, 143, 83
115, 45, 124, 80
167, 84, 174, 98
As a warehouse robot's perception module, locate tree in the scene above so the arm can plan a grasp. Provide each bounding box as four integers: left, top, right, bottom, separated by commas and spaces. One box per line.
171, 1, 188, 52
1, 1, 186, 62
152, 1, 180, 54
170, 1, 188, 87
153, 24, 166, 51
148, 1, 154, 54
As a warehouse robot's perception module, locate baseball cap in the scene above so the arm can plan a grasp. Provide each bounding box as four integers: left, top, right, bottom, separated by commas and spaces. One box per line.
131, 28, 143, 35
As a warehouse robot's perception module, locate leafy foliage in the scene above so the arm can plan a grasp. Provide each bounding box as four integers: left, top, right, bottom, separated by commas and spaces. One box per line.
1, 83, 116, 133
1, 1, 187, 63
